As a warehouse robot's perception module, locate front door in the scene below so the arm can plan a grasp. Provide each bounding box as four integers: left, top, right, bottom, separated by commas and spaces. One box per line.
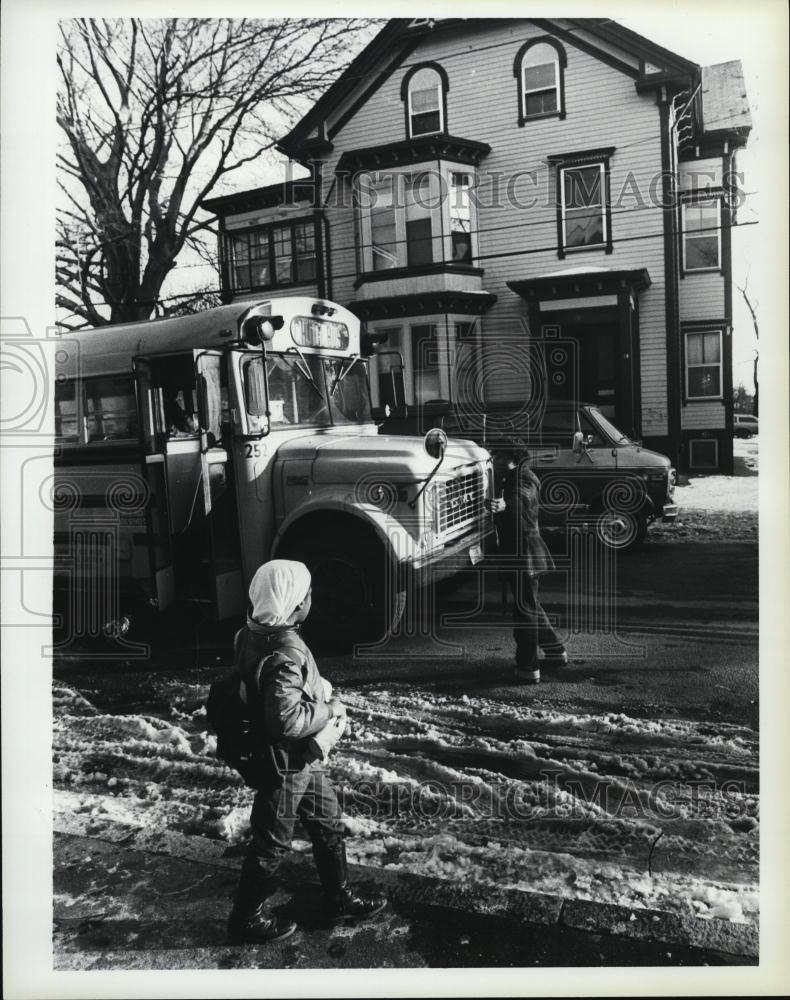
543, 313, 621, 423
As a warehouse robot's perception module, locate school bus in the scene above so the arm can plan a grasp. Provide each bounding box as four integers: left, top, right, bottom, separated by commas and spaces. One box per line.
52, 297, 495, 648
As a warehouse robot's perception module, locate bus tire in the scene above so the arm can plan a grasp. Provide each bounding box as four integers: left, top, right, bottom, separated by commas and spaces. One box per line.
280, 531, 405, 652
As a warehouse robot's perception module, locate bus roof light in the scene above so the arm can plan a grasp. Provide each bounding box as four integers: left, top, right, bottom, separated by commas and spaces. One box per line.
239, 311, 284, 346
312, 302, 336, 318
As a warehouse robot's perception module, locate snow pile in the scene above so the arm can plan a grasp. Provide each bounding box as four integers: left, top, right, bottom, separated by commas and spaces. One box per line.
52, 678, 759, 927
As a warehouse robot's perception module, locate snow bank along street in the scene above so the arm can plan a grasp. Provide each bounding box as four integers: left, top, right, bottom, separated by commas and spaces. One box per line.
53, 675, 759, 936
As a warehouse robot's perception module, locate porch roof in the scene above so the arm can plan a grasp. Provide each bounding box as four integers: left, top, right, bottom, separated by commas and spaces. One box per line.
508, 266, 651, 301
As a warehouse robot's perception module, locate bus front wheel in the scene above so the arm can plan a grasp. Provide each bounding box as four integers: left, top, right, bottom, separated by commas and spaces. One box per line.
280, 533, 405, 653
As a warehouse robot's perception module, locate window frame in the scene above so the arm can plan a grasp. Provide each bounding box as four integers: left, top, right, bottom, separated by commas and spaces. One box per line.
400, 62, 450, 140
555, 155, 614, 257
684, 329, 724, 401
681, 196, 722, 274
226, 218, 318, 293
513, 37, 567, 125
355, 165, 479, 277
55, 375, 139, 446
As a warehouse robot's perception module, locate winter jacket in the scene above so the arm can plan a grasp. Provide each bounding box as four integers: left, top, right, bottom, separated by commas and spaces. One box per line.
495, 463, 555, 577
234, 621, 334, 781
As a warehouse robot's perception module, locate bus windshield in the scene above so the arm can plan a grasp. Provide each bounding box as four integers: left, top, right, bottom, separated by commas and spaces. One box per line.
242, 352, 372, 428
324, 357, 372, 425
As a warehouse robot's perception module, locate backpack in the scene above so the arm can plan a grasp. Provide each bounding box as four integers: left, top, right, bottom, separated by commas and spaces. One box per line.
205, 642, 306, 788
205, 670, 264, 788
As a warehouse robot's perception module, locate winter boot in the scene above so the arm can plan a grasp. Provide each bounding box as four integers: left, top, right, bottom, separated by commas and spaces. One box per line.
227, 854, 297, 944
313, 840, 387, 923
514, 664, 540, 684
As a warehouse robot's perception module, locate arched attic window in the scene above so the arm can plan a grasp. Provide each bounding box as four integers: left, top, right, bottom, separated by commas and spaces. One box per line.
401, 63, 449, 138
513, 38, 567, 124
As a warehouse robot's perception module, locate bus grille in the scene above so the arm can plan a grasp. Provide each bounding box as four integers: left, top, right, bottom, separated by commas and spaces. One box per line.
436, 467, 485, 535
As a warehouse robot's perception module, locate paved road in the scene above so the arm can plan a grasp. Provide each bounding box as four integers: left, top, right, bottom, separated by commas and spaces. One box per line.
322, 540, 759, 727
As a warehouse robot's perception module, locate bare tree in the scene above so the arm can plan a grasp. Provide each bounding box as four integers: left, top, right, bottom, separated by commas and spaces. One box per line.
56, 18, 376, 328
737, 277, 759, 417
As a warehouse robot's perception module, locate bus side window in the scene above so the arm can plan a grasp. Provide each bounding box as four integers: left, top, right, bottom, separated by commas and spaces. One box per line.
54, 379, 80, 442
85, 377, 138, 442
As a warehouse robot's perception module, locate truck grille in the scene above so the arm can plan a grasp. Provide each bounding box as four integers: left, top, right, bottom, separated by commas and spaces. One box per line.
436, 466, 485, 535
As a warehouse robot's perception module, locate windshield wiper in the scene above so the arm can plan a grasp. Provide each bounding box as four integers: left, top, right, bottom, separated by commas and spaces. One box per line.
282, 347, 324, 398
329, 355, 361, 395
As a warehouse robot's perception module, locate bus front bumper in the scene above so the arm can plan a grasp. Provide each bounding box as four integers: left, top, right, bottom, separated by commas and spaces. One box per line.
407, 523, 498, 586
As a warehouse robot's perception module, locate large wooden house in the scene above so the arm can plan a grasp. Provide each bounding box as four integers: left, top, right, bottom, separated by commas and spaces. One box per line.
201, 18, 751, 473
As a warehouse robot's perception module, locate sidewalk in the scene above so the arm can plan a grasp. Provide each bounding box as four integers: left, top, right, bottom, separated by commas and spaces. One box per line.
54, 828, 757, 970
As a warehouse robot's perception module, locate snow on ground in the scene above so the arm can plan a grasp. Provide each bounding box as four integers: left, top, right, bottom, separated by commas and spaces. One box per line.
675, 437, 758, 513
52, 675, 759, 928
648, 436, 758, 543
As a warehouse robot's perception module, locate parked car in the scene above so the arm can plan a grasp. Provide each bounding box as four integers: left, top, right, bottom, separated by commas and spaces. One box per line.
431, 401, 678, 551
734, 414, 759, 438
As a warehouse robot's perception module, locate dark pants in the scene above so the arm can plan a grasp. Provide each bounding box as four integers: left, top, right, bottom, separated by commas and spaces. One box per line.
509, 571, 562, 669
248, 762, 344, 879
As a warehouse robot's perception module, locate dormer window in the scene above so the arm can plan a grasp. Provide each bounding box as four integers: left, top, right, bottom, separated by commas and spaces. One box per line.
513, 37, 567, 124
401, 63, 449, 138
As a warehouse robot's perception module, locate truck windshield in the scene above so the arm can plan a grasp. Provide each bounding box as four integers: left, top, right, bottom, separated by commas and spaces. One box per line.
590, 407, 631, 444
324, 358, 372, 425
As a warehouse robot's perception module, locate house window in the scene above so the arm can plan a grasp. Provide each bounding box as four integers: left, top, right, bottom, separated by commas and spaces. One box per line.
682, 199, 721, 272
513, 37, 566, 124
449, 173, 473, 263
561, 163, 606, 249
227, 220, 317, 291
405, 173, 433, 267
685, 330, 723, 400
356, 168, 477, 275
402, 64, 448, 138
370, 175, 398, 271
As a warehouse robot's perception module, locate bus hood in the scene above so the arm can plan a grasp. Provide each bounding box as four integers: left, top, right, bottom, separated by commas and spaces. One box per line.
275, 433, 490, 483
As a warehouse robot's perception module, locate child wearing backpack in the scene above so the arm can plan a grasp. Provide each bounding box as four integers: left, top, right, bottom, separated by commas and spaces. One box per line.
223, 559, 386, 944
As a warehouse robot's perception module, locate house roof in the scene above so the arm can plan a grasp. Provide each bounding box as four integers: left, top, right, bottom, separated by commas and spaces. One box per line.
201, 178, 316, 215
701, 61, 752, 136
277, 17, 703, 161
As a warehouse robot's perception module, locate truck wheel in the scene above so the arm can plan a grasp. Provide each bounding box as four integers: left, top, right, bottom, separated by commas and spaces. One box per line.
282, 534, 406, 652
595, 510, 648, 552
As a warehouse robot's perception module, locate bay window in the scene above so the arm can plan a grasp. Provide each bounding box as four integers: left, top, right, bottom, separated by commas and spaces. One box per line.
227, 220, 316, 291
356, 167, 478, 274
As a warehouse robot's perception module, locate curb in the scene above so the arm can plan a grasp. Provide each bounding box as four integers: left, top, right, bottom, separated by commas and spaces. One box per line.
54, 818, 758, 961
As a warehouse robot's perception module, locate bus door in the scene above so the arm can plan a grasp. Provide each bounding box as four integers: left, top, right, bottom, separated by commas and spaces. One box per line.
134, 351, 243, 618
194, 349, 244, 618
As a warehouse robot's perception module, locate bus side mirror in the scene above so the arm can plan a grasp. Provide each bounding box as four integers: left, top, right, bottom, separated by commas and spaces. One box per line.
361, 330, 389, 357
424, 427, 448, 461
243, 363, 270, 436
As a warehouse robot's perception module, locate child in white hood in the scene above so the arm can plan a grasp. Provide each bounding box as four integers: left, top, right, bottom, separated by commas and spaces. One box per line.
227, 559, 386, 944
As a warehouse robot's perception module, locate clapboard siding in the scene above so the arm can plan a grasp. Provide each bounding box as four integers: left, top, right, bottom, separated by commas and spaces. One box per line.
682, 402, 726, 430
679, 273, 725, 320
321, 20, 671, 432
